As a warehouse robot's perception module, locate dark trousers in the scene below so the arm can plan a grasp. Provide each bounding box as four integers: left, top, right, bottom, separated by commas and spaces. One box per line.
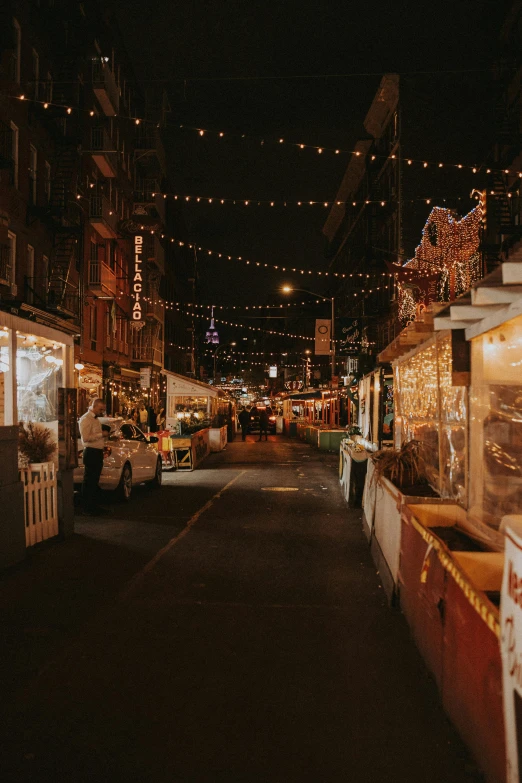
258, 425, 268, 441
241, 425, 248, 441
82, 447, 103, 511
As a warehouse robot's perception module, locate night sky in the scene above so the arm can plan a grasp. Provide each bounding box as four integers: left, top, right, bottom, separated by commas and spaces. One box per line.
114, 0, 511, 351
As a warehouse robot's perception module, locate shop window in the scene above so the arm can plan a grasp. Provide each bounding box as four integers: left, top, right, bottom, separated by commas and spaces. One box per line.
469, 314, 522, 532
17, 333, 64, 436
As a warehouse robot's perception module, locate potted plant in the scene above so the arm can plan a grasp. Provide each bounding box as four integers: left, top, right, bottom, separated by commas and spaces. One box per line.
18, 422, 57, 470
371, 439, 429, 491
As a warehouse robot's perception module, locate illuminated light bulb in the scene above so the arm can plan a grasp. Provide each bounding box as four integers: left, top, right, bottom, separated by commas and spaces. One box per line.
270, 202, 274, 206
67, 107, 72, 114
423, 162, 428, 168
426, 199, 431, 204
197, 197, 201, 202
89, 110, 94, 116
457, 164, 463, 169
185, 196, 190, 201
135, 119, 140, 125
297, 201, 301, 206
407, 159, 412, 165
505, 169, 510, 174
163, 194, 166, 199
109, 210, 113, 215
472, 167, 477, 173
335, 150, 340, 154
381, 201, 385, 206
355, 151, 361, 157
43, 102, 49, 109
244, 201, 249, 205
76, 194, 80, 199
353, 202, 356, 206
318, 148, 323, 154
209, 198, 213, 203
199, 130, 204, 136
19, 94, 25, 100
486, 169, 491, 174
324, 202, 328, 207
391, 154, 396, 159
365, 200, 370, 204
279, 138, 284, 143
300, 144, 305, 149
309, 201, 313, 205
219, 132, 224, 137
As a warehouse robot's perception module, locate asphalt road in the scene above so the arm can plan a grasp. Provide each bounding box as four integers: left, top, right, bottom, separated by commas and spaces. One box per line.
0, 435, 483, 782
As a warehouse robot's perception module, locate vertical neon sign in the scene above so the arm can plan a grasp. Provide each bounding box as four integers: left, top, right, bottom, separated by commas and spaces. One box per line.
133, 235, 143, 321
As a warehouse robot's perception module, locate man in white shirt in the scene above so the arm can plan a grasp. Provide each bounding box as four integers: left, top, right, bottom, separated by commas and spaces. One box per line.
79, 398, 107, 514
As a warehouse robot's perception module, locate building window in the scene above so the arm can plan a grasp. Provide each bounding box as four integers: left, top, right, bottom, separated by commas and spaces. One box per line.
89, 305, 97, 344
5, 231, 16, 291
26, 245, 35, 303
32, 49, 39, 99
42, 254, 49, 294
44, 161, 51, 203
44, 72, 53, 103
29, 145, 37, 205
9, 122, 18, 188
12, 19, 21, 84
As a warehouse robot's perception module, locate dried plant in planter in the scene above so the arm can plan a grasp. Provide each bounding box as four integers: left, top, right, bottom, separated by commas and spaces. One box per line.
18, 422, 57, 467
371, 439, 428, 490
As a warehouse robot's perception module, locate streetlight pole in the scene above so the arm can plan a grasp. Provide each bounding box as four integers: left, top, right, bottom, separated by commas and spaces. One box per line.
282, 286, 336, 384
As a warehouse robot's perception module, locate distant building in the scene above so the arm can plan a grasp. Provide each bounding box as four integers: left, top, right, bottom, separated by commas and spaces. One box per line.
205, 306, 220, 345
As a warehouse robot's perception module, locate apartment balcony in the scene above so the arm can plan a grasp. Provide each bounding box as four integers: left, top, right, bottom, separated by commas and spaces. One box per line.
92, 59, 119, 116
88, 258, 118, 298
131, 338, 164, 366
143, 233, 165, 273
87, 127, 118, 178
89, 195, 119, 239
145, 294, 165, 323
46, 280, 80, 320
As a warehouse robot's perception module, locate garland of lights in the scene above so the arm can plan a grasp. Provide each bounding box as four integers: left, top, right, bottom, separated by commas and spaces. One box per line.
10, 93, 522, 178
156, 192, 471, 209
397, 194, 485, 322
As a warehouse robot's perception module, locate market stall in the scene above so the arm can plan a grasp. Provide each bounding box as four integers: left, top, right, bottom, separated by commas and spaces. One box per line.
160, 371, 219, 469
380, 260, 522, 783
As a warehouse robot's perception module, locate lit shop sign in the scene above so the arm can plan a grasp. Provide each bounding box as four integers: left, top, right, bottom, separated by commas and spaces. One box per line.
132, 235, 143, 321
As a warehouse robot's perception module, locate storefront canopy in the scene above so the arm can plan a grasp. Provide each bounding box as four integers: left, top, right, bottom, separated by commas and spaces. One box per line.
161, 370, 220, 399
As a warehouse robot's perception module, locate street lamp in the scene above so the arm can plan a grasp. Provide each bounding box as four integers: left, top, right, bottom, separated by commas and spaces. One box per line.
282, 286, 336, 381
213, 342, 236, 384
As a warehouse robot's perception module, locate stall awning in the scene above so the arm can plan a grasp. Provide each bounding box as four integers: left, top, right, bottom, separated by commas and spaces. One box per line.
283, 390, 324, 401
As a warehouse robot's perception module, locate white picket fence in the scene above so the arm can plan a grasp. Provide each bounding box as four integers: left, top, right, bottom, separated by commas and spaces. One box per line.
19, 462, 59, 546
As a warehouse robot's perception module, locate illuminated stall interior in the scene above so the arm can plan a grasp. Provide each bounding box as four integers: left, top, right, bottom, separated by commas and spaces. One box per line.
468, 313, 522, 533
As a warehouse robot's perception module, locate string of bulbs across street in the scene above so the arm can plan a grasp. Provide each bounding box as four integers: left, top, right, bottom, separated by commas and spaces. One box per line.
10, 91, 522, 178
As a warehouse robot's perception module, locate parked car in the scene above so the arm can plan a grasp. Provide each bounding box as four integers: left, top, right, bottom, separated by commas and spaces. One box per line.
248, 406, 277, 435
74, 417, 162, 500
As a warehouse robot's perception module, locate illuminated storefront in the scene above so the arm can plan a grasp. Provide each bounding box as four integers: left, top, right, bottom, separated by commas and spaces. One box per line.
0, 313, 74, 434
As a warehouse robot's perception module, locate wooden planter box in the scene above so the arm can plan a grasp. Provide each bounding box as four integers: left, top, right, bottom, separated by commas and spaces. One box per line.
363, 460, 453, 603
209, 426, 227, 452
400, 504, 505, 783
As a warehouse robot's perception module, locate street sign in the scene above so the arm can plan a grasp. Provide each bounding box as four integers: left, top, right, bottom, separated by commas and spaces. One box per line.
315, 319, 331, 355
140, 368, 151, 388
338, 318, 363, 354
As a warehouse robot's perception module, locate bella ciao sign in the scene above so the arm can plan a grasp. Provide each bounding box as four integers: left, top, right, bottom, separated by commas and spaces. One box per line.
501, 521, 522, 783
132, 235, 144, 321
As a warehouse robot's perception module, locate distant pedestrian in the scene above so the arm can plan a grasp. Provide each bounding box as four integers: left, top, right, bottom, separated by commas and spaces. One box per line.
138, 401, 149, 431
238, 406, 251, 441
156, 406, 166, 430
258, 407, 269, 441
